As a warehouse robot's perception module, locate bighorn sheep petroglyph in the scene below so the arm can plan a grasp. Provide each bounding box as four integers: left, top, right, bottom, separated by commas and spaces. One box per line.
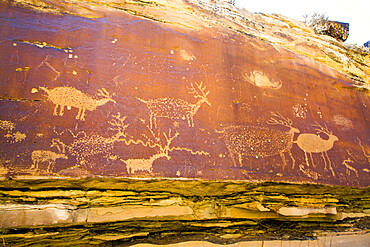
34, 86, 116, 121
220, 112, 300, 168
137, 82, 211, 128
294, 123, 338, 176
31, 150, 68, 173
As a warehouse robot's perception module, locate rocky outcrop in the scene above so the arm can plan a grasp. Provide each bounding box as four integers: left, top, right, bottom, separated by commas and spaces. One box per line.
0, 179, 369, 245
315, 21, 349, 42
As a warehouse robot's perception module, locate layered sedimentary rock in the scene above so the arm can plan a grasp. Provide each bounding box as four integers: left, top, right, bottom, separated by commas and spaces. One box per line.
0, 0, 369, 246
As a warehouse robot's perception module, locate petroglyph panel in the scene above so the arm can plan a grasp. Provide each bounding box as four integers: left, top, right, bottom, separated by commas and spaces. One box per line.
0, 2, 369, 186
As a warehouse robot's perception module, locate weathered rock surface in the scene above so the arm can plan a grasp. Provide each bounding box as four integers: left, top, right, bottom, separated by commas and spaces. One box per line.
0, 0, 369, 245
0, 179, 369, 245
0, 0, 369, 186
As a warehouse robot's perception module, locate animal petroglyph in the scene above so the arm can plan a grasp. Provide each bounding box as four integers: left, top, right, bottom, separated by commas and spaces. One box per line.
1, 120, 26, 143
137, 82, 211, 128
0, 120, 15, 131
246, 71, 282, 89
299, 164, 320, 180
219, 112, 299, 168
33, 86, 116, 121
51, 113, 129, 164
342, 158, 359, 177
294, 123, 338, 176
5, 131, 26, 143
31, 150, 68, 173
122, 131, 178, 174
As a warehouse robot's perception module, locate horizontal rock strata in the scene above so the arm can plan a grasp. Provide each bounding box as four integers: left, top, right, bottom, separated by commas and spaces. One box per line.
0, 179, 369, 245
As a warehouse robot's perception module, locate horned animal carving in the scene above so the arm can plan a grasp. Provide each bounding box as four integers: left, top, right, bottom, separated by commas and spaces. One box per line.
122, 131, 179, 174
220, 112, 300, 168
51, 113, 129, 164
294, 123, 338, 176
31, 150, 68, 173
34, 86, 116, 121
137, 82, 211, 128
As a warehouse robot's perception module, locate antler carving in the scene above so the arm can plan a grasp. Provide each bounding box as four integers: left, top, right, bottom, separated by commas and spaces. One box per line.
267, 111, 293, 128
109, 112, 129, 138
97, 87, 115, 99
187, 82, 210, 98
313, 122, 333, 136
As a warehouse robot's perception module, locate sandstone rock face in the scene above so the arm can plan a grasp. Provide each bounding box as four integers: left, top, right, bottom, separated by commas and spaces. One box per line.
0, 0, 369, 187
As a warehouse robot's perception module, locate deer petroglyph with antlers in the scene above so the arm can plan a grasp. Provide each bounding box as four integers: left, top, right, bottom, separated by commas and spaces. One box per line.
33, 86, 116, 121
51, 113, 129, 166
294, 123, 338, 176
137, 82, 211, 128
122, 130, 179, 174
219, 112, 300, 168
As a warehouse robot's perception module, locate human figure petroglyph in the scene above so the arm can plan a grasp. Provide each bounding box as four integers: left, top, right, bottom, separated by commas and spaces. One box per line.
31, 150, 68, 173
33, 86, 116, 121
137, 82, 211, 128
294, 123, 338, 176
219, 112, 299, 168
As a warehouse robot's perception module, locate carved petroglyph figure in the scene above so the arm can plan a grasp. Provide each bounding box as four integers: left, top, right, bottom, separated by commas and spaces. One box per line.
31, 150, 68, 173
219, 112, 300, 168
247, 71, 282, 89
0, 120, 26, 143
342, 157, 359, 177
122, 131, 178, 174
294, 123, 338, 176
51, 113, 129, 164
357, 137, 370, 163
299, 164, 320, 180
137, 82, 211, 128
292, 104, 307, 119
36, 55, 61, 81
0, 120, 15, 131
33, 86, 116, 121
332, 114, 354, 131
5, 131, 26, 143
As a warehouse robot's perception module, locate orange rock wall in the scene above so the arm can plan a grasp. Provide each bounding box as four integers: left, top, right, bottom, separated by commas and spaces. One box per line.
0, 2, 369, 186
